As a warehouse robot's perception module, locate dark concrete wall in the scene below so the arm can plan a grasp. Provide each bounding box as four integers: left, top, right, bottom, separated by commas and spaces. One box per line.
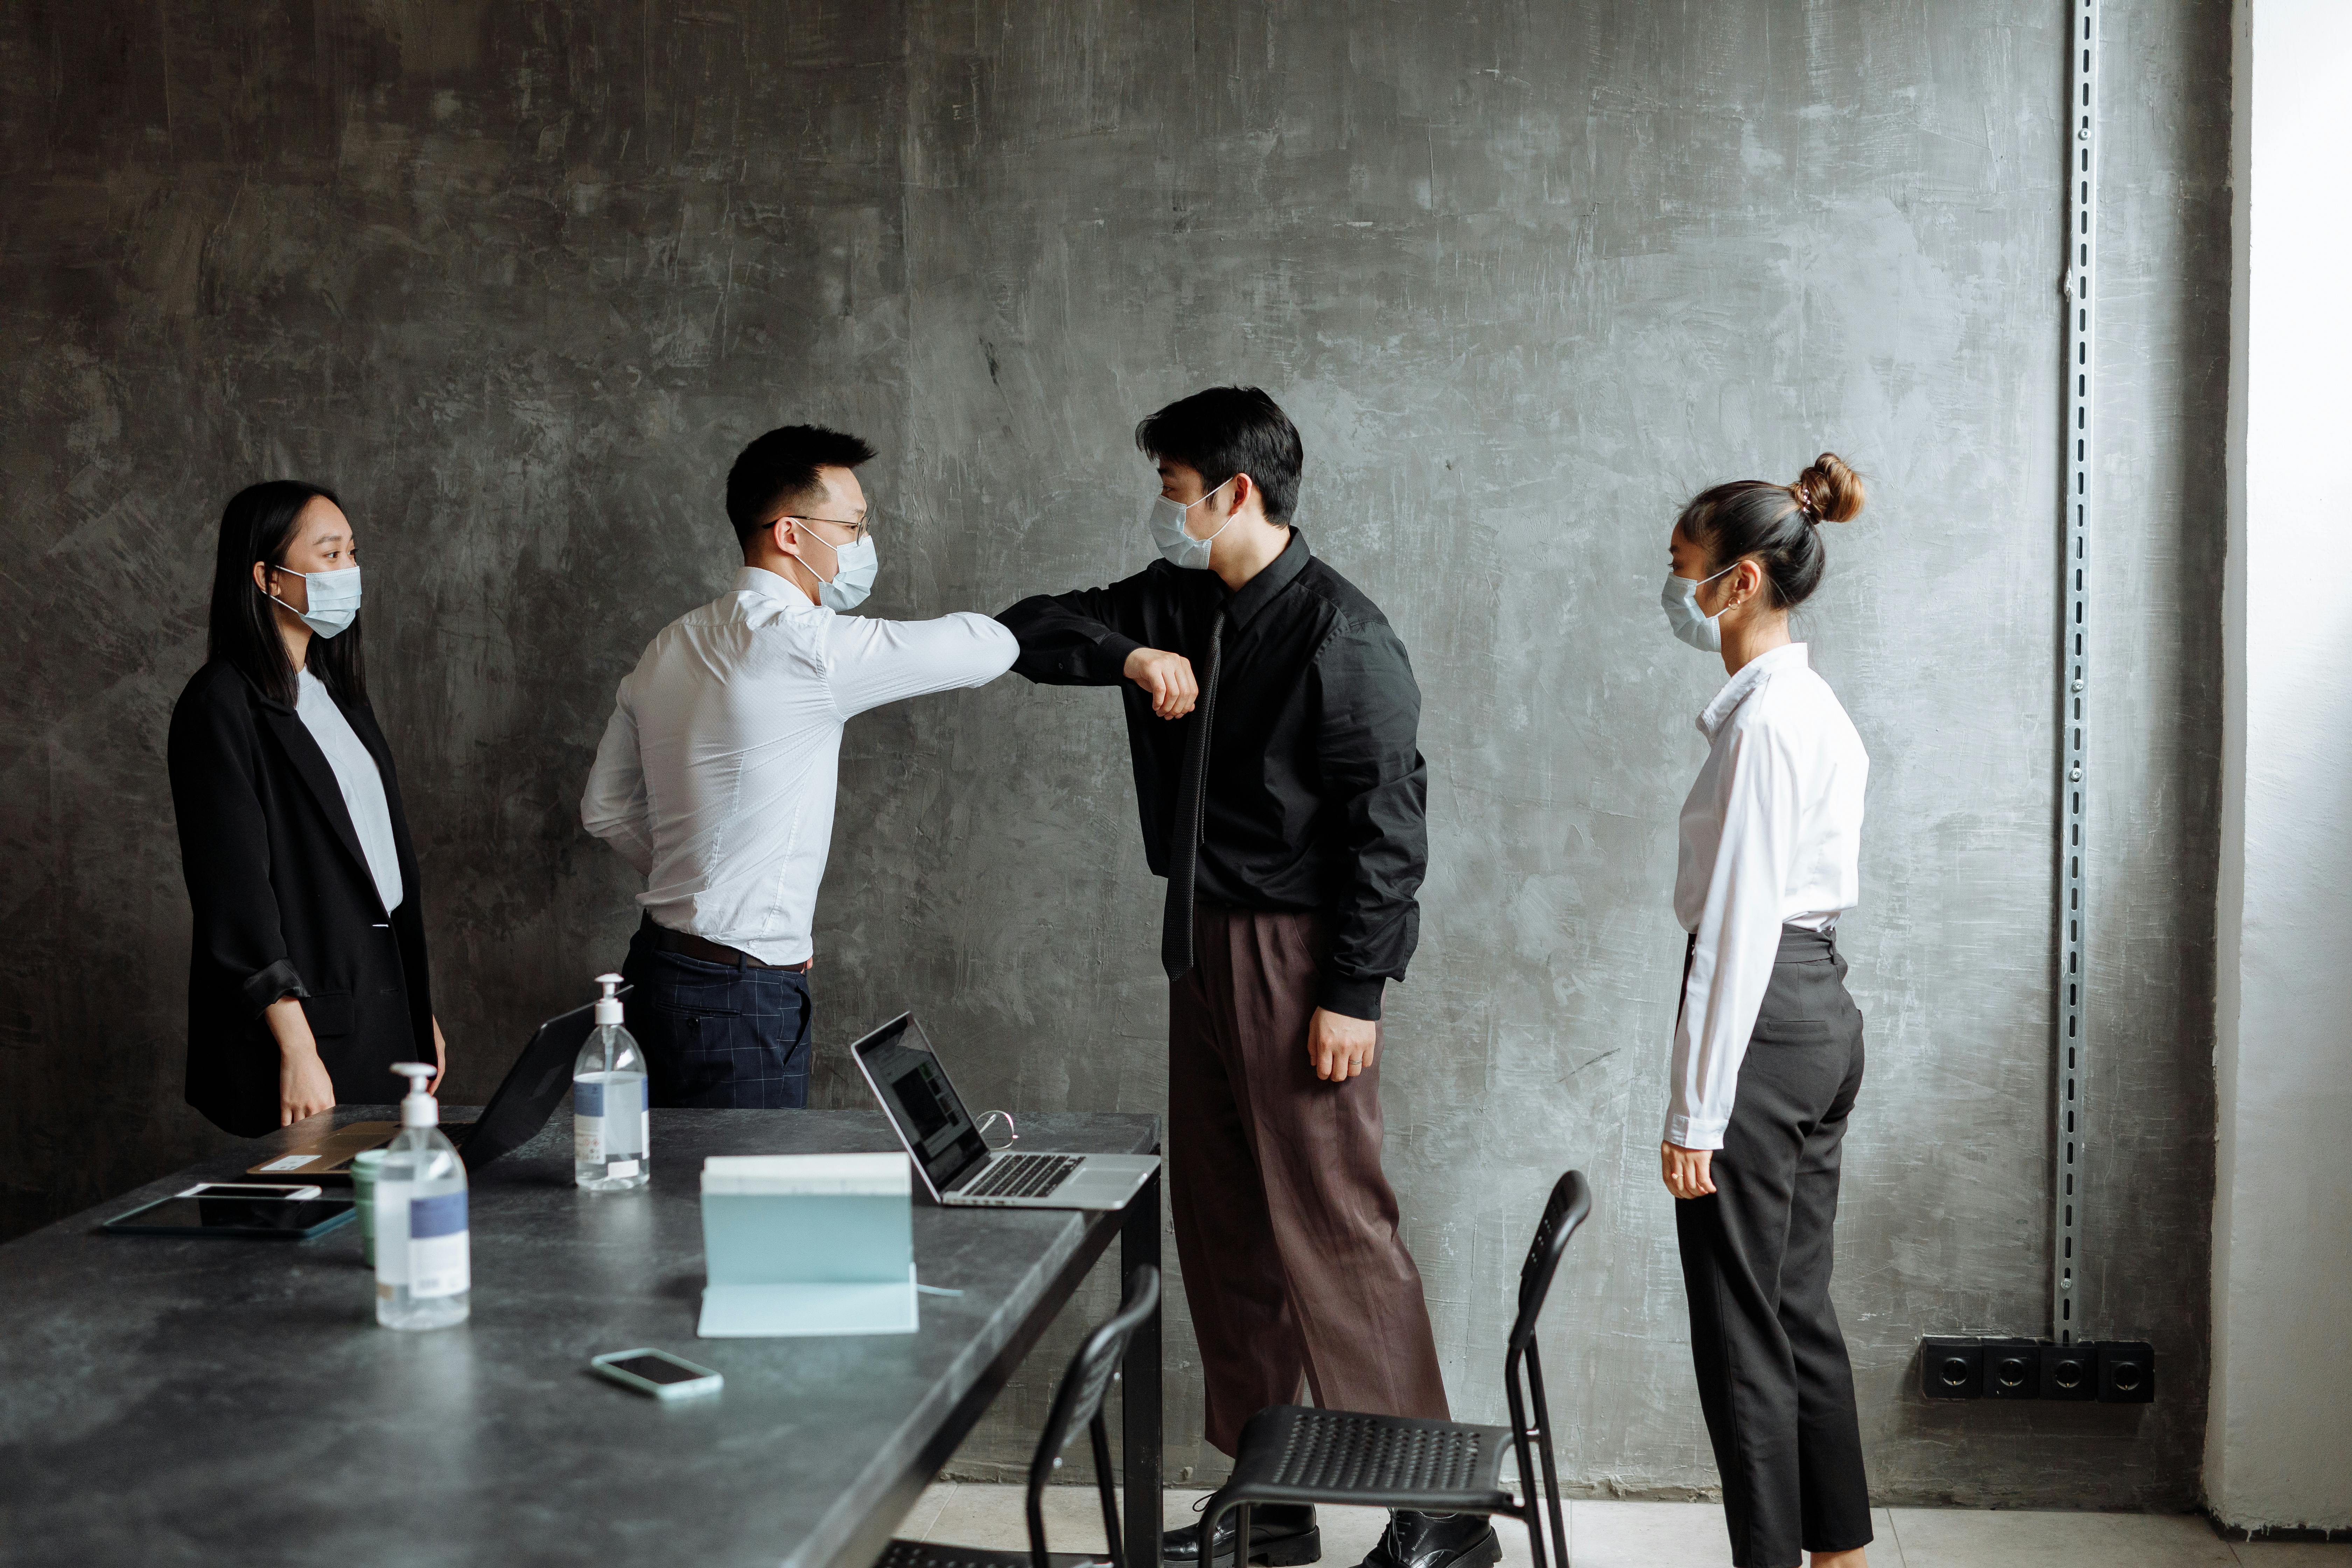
0, 0, 2228, 1506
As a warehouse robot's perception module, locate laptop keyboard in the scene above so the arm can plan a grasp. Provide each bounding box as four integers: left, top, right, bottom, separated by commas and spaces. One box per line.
960, 1153, 1082, 1201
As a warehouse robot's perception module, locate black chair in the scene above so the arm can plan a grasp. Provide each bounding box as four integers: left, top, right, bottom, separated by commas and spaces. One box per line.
876, 1265, 1163, 1568
1197, 1171, 1592, 1568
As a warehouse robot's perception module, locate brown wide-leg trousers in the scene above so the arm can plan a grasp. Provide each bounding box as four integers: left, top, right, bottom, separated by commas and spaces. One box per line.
1169, 898, 1451, 1456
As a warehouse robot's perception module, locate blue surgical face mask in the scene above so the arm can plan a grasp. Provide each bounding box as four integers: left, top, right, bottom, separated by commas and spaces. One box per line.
1660, 562, 1737, 652
1146, 477, 1237, 570
796, 526, 878, 612
267, 563, 363, 639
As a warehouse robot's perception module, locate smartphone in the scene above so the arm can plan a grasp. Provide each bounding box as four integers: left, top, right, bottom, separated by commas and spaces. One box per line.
180, 1182, 324, 1201
589, 1348, 724, 1400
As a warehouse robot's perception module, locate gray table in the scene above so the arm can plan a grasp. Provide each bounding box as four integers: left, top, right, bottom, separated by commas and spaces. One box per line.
0, 1107, 1163, 1568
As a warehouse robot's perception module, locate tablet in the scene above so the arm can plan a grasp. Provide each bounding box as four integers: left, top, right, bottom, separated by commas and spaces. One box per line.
102, 1192, 358, 1240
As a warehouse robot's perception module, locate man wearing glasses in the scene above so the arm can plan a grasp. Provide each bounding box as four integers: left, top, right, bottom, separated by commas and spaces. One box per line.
581, 425, 1016, 1108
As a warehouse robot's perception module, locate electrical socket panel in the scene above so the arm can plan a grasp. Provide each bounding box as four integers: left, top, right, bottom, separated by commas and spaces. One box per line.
1916, 1337, 2154, 1402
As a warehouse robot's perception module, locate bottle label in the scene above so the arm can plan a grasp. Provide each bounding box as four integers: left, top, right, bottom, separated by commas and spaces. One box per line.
605, 1077, 644, 1158
575, 1077, 604, 1162
374, 1180, 412, 1286
407, 1190, 469, 1299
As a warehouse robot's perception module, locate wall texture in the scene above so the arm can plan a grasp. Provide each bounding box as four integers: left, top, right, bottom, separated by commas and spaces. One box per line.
2210, 0, 2352, 1533
0, 0, 2228, 1508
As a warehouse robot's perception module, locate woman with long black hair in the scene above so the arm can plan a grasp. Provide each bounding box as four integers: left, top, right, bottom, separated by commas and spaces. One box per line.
169, 481, 446, 1135
1656, 454, 1873, 1568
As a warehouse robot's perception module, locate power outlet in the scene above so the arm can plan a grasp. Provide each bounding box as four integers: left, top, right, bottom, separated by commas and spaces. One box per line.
1920, 1337, 1983, 1400
1983, 1338, 2040, 1400
2098, 1340, 2155, 1403
2040, 1341, 2098, 1400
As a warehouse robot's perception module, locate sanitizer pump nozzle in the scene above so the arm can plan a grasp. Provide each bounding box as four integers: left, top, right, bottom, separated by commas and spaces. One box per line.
390, 1062, 438, 1128
594, 972, 624, 1027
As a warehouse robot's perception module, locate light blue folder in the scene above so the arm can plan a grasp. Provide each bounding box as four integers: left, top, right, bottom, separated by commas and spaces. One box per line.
697, 1154, 919, 1337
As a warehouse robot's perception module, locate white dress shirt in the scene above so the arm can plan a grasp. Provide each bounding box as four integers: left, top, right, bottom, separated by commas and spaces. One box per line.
1666, 642, 1868, 1150
294, 668, 403, 913
580, 568, 1017, 966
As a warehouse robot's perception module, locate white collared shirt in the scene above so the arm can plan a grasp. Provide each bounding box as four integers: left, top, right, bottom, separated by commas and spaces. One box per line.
295, 668, 402, 913
1666, 642, 1868, 1150
580, 568, 1017, 965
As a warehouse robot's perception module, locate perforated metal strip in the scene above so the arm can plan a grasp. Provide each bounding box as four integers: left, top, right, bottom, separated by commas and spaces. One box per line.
2054, 0, 2098, 1346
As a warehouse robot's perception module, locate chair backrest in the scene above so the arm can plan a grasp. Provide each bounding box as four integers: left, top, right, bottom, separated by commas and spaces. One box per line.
1500, 1171, 1590, 1568
1508, 1169, 1592, 1353
1024, 1264, 1162, 1568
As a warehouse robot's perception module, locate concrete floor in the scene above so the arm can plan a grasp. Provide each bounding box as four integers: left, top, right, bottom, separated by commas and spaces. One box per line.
899, 1484, 2350, 1568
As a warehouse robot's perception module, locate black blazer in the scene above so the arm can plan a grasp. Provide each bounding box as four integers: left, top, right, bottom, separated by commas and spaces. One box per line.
167, 661, 434, 1136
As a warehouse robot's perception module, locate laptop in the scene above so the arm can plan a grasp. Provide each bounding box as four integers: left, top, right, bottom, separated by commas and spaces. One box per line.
246, 990, 625, 1180
851, 1013, 1159, 1210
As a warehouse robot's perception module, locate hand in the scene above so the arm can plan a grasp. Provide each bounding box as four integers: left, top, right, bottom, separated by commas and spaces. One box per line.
430, 1016, 448, 1095
1123, 646, 1199, 719
264, 996, 337, 1128
1307, 1007, 1378, 1082
1660, 1141, 1717, 1199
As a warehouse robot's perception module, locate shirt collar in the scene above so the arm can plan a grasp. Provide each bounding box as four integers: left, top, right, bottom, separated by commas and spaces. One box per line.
1222, 528, 1312, 630
734, 565, 813, 605
1697, 642, 1809, 741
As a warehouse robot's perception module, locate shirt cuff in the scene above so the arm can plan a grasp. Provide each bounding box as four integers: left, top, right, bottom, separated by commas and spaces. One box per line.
1664, 1111, 1727, 1152
1317, 973, 1385, 1022
241, 959, 309, 1017
1087, 632, 1145, 682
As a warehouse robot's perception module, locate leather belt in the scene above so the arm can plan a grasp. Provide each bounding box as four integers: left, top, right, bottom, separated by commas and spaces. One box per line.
646, 919, 813, 973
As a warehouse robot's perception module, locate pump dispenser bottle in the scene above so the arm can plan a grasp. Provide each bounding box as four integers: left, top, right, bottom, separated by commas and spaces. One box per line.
574, 973, 650, 1192
374, 1062, 470, 1329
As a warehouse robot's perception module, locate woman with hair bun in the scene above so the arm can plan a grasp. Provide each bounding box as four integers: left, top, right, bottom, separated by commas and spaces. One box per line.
1656, 454, 1875, 1568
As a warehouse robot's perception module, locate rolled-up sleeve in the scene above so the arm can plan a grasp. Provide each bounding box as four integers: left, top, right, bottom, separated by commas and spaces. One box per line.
1666, 723, 1800, 1150
1311, 620, 1428, 1020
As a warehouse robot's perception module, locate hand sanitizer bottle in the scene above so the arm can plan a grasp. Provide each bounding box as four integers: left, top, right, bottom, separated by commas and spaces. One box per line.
575, 973, 650, 1192
375, 1062, 470, 1330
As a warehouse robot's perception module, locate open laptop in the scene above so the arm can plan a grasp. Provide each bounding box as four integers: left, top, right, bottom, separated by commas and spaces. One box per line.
852, 1013, 1158, 1210
246, 990, 625, 1180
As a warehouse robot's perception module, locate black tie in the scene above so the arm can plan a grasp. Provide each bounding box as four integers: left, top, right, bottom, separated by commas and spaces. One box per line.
1160, 612, 1226, 981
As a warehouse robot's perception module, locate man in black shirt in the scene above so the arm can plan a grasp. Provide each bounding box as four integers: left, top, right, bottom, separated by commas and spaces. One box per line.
999, 388, 1497, 1568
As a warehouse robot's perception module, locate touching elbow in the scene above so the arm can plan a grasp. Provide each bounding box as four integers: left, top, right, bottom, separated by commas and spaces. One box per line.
975, 621, 1021, 682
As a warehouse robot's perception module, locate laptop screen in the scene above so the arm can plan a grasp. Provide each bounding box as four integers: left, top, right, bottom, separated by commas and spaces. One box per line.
461, 993, 614, 1168
854, 1015, 989, 1194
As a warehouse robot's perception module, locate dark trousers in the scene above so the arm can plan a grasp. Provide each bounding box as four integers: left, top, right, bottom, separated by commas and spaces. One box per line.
1676, 925, 1871, 1568
621, 919, 813, 1108
1168, 899, 1451, 1456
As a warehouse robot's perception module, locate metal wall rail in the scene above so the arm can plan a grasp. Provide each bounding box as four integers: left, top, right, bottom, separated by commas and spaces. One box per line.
2054, 0, 2098, 1346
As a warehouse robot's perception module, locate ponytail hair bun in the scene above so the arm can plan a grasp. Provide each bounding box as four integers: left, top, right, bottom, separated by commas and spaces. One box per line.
1791, 452, 1865, 524
1676, 450, 1866, 611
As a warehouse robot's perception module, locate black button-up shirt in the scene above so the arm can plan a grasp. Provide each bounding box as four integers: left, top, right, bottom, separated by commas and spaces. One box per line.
997, 530, 1427, 1020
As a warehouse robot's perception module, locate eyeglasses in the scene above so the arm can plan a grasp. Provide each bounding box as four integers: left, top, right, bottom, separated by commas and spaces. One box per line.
778, 512, 873, 544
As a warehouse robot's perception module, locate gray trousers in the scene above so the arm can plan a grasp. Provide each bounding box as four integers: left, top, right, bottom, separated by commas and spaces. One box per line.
1676, 925, 1872, 1568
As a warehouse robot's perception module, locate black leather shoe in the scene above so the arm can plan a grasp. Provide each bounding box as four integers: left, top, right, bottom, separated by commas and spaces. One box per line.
1163, 1503, 1321, 1566
1351, 1512, 1500, 1568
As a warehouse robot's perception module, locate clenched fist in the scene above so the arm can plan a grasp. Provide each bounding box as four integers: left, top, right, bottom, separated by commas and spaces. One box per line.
1124, 646, 1199, 719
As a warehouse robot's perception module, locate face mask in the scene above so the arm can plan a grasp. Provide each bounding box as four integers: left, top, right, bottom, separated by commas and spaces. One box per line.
1146, 477, 1237, 571
1659, 562, 1738, 652
267, 563, 363, 639
793, 525, 878, 612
